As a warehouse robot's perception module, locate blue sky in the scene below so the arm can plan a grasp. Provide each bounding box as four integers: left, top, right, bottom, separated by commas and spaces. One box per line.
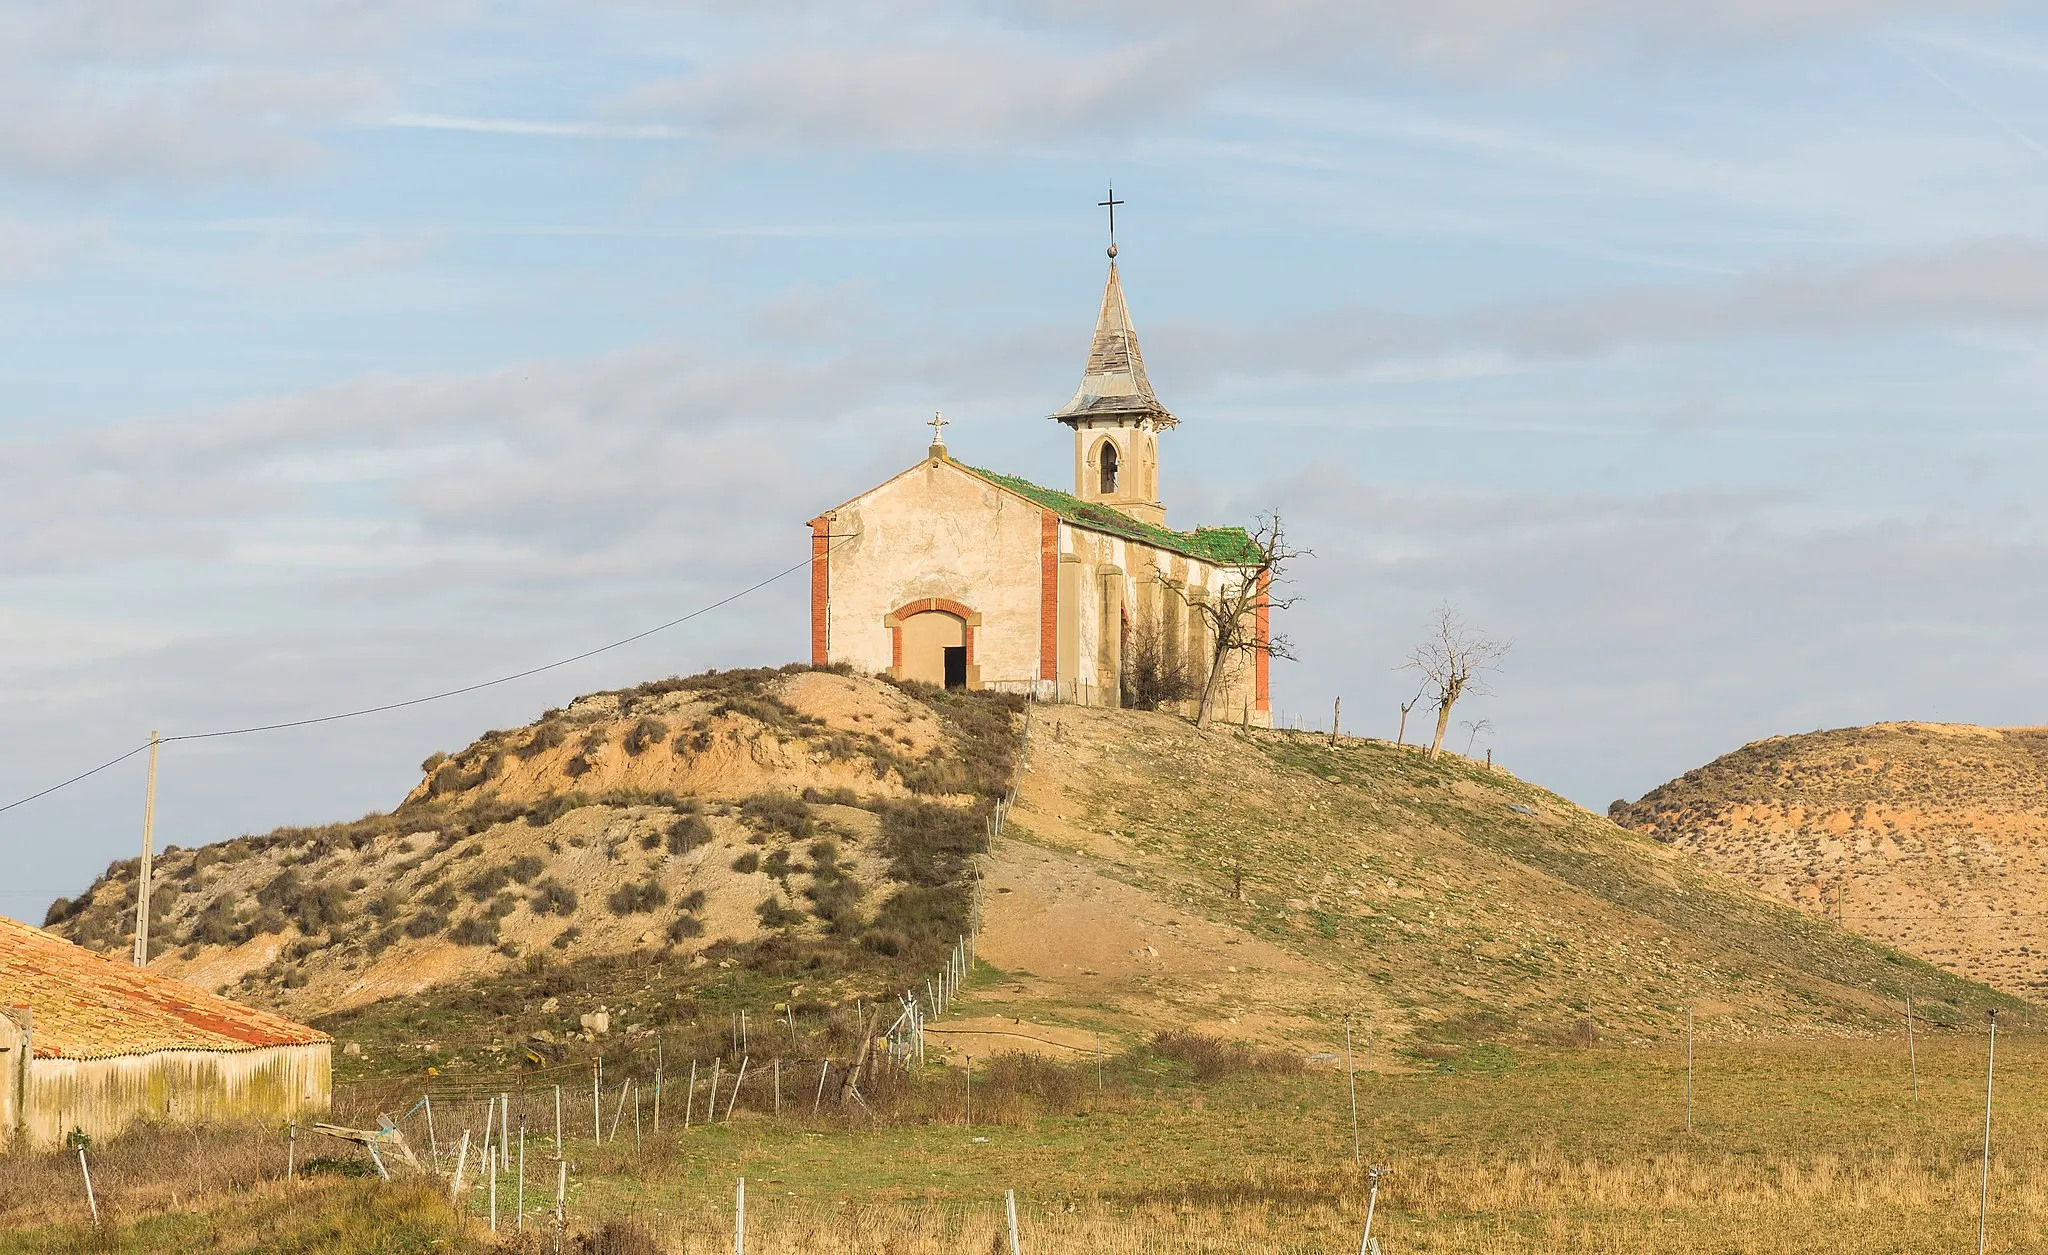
8, 1, 2048, 920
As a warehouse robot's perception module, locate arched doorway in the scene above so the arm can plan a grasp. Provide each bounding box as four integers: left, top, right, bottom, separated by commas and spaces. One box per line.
886, 598, 981, 689
901, 610, 965, 687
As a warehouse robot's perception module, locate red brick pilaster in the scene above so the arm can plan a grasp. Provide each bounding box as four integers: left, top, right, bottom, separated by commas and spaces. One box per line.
1039, 511, 1059, 682
1254, 569, 1271, 712
809, 516, 830, 667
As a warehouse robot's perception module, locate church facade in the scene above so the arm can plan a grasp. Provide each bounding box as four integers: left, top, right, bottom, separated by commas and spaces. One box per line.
806, 258, 1271, 724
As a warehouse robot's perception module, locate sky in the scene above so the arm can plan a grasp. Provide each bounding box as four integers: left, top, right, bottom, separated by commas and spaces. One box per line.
7, 0, 2048, 921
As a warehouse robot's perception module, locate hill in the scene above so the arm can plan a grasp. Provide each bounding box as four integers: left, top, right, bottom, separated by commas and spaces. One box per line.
44, 666, 1017, 1029
40, 679, 2018, 1082
958, 708, 2014, 1061
1611, 722, 2048, 998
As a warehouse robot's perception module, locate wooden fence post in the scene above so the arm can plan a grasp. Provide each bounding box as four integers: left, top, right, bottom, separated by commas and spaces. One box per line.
727, 1056, 749, 1122
1005, 1188, 1020, 1255
735, 1176, 746, 1255
78, 1148, 99, 1227
1979, 1009, 1999, 1255
1345, 1015, 1361, 1168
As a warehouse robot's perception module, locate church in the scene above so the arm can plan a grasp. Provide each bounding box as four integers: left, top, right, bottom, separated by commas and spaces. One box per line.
806, 247, 1272, 725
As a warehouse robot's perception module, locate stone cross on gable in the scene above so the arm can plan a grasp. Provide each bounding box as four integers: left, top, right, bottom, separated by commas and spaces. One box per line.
927, 410, 948, 454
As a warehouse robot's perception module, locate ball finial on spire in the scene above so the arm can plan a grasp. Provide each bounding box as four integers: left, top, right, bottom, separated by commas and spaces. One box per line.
1099, 184, 1124, 261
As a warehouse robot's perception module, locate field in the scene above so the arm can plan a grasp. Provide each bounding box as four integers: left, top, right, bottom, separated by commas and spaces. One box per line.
7, 1022, 2048, 1253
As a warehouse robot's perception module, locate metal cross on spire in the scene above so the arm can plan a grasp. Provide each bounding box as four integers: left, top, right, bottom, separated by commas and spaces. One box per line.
1099, 184, 1124, 258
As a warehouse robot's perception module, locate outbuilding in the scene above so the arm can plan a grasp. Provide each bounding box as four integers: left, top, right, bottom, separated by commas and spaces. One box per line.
0, 915, 329, 1149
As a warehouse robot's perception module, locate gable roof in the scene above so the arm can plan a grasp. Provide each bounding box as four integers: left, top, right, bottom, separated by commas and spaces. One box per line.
0, 916, 328, 1059
960, 465, 1260, 566
1049, 261, 1178, 430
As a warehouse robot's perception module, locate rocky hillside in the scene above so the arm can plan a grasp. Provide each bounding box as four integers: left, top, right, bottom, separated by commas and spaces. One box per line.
46, 667, 1019, 1021
947, 710, 2016, 1064
1611, 723, 2048, 997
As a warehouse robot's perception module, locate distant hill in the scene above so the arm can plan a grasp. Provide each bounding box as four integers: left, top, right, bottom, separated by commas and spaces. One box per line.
1612, 722, 2048, 997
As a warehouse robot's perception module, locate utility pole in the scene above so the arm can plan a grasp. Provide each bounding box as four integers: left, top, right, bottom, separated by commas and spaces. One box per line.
132, 730, 159, 967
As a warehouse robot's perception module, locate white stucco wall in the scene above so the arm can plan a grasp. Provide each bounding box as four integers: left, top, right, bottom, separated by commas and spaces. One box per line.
1055, 523, 1263, 721
821, 458, 1047, 687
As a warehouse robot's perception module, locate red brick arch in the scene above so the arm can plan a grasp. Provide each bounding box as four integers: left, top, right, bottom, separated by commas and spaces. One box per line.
883, 598, 981, 672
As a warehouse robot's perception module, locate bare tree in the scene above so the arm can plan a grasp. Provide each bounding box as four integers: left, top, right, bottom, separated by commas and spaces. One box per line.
1403, 604, 1509, 761
1395, 686, 1422, 747
1184, 513, 1308, 728
1461, 718, 1495, 757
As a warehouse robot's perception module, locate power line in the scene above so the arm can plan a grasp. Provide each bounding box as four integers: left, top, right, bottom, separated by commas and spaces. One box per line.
0, 536, 852, 820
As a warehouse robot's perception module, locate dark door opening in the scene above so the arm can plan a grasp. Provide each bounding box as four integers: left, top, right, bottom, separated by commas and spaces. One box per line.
943, 646, 968, 690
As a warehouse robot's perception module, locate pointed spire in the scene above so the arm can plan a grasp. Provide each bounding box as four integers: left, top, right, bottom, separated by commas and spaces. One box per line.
1049, 261, 1178, 429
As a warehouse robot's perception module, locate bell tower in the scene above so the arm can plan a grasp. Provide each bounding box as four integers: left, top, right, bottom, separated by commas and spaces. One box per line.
1050, 194, 1176, 527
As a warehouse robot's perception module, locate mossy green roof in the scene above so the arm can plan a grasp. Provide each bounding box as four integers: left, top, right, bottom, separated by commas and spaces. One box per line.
960, 465, 1261, 566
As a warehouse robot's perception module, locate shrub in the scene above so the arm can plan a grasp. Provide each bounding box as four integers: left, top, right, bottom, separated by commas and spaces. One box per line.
678, 889, 707, 914
756, 895, 805, 928
606, 879, 668, 915
189, 895, 240, 946
666, 914, 705, 943
623, 717, 670, 756
520, 720, 569, 759
1149, 1030, 1302, 1081
465, 865, 513, 899
404, 908, 449, 938
731, 852, 761, 875
740, 794, 812, 840
1122, 624, 1198, 711
805, 873, 864, 928
530, 880, 579, 917
526, 793, 593, 827
448, 915, 500, 946
862, 929, 907, 957
763, 849, 791, 879
552, 926, 582, 950
42, 898, 74, 928
420, 752, 448, 774
665, 813, 711, 856
508, 855, 545, 884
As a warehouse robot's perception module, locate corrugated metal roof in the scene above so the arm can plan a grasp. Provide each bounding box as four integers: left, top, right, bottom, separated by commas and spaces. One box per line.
0, 916, 327, 1059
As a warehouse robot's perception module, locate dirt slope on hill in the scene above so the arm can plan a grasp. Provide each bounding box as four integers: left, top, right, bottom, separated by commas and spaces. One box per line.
45, 667, 1015, 1021
1612, 722, 2048, 997
953, 707, 2015, 1059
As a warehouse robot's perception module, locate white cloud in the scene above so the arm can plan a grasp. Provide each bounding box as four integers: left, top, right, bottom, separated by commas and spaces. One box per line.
616, 1, 2001, 150
0, 1, 463, 182
1151, 236, 2048, 387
